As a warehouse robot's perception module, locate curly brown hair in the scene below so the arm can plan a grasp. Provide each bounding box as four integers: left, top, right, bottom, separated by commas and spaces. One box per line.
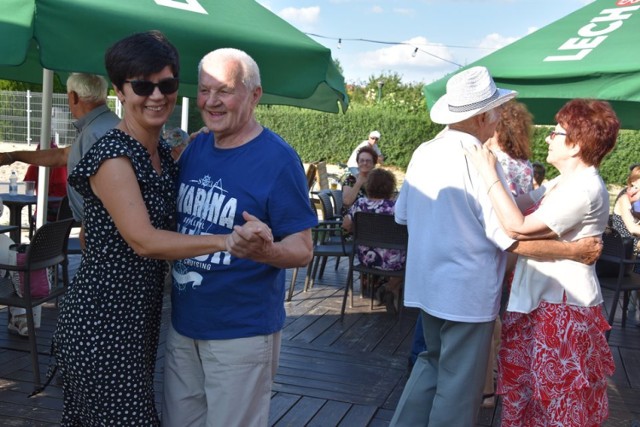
495, 100, 533, 161
365, 168, 396, 199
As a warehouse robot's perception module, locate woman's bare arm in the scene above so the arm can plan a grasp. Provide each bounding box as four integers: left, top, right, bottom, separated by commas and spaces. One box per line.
90, 156, 227, 260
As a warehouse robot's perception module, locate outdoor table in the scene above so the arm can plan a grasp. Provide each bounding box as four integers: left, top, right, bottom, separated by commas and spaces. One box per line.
0, 224, 19, 235
0, 194, 62, 244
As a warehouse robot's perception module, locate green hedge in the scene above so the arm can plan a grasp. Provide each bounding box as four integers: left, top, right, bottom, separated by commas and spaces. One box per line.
188, 102, 640, 186
529, 127, 640, 186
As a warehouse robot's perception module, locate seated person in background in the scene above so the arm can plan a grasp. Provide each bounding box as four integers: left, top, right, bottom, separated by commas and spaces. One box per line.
346, 130, 384, 176
341, 145, 378, 215
611, 164, 640, 258
342, 168, 406, 314
532, 161, 547, 190
610, 164, 640, 326
23, 142, 68, 221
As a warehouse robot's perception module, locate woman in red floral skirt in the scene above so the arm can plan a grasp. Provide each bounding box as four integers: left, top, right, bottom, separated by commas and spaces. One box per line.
468, 99, 619, 426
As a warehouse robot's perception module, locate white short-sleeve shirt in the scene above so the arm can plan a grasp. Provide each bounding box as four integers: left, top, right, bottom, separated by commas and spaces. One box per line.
507, 166, 610, 313
395, 129, 514, 322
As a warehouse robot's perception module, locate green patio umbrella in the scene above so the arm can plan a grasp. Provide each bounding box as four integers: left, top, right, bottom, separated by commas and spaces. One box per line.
0, 0, 348, 113
1, 0, 349, 227
424, 0, 640, 129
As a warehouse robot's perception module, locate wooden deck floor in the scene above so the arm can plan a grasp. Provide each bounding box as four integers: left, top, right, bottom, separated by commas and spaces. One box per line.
1, 255, 639, 426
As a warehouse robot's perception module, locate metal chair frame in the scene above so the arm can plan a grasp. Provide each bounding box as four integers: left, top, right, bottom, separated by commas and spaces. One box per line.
287, 220, 352, 301
340, 212, 408, 319
597, 225, 640, 341
0, 218, 74, 387
55, 195, 82, 255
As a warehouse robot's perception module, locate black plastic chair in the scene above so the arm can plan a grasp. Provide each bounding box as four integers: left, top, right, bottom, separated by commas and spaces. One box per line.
597, 225, 640, 340
340, 212, 408, 319
55, 195, 82, 255
314, 190, 348, 276
287, 220, 352, 302
329, 189, 344, 218
0, 218, 74, 387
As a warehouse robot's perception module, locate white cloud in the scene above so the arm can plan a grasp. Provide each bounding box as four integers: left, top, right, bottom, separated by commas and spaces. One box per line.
371, 6, 383, 13
278, 6, 321, 30
338, 36, 456, 84
477, 33, 519, 50
358, 37, 454, 68
393, 8, 414, 15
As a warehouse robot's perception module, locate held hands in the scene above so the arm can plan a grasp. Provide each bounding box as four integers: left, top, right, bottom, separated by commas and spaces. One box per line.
225, 211, 274, 260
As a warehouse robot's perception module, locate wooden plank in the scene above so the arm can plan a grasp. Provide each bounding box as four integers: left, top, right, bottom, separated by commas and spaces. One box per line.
306, 400, 351, 427
273, 396, 325, 427
620, 347, 640, 388
0, 400, 61, 423
605, 384, 640, 425
268, 392, 301, 426
371, 309, 418, 357
0, 261, 639, 427
609, 347, 630, 388
337, 404, 377, 426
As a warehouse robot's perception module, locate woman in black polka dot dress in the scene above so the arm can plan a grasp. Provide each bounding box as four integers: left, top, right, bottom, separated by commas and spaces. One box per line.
50, 32, 230, 426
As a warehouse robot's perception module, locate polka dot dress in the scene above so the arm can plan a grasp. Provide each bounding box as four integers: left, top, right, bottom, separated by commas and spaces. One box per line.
53, 129, 177, 426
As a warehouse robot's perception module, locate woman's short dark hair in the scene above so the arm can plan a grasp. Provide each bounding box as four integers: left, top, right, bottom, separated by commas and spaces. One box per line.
105, 30, 180, 91
555, 99, 619, 167
365, 168, 396, 199
356, 145, 378, 165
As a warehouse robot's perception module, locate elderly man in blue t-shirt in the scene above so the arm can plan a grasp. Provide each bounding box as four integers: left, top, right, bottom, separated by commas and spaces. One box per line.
162, 49, 317, 427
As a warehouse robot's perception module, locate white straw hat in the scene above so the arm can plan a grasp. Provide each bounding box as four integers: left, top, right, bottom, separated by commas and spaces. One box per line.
430, 66, 517, 125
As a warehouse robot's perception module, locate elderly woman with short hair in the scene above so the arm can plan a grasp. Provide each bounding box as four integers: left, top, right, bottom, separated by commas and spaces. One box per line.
341, 145, 378, 213
469, 98, 619, 426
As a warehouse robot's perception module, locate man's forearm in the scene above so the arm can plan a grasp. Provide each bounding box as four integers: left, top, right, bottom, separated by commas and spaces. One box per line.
1, 147, 69, 168
508, 236, 602, 265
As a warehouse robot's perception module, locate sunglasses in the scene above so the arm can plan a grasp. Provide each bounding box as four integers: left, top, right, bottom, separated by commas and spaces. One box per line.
548, 130, 567, 140
124, 78, 179, 96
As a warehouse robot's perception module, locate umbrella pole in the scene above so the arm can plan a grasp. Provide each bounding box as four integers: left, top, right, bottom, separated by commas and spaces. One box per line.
35, 69, 53, 229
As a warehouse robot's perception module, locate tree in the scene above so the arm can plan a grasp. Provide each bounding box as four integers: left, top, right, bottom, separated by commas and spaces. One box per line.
0, 77, 67, 93
346, 72, 425, 113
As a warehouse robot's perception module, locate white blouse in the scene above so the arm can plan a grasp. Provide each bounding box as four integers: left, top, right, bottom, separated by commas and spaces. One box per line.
507, 166, 610, 313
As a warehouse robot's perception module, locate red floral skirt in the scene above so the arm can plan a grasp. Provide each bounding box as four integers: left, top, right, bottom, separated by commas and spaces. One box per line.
497, 301, 615, 427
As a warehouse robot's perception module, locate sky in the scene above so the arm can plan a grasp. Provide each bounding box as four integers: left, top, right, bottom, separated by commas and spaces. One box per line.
256, 0, 595, 85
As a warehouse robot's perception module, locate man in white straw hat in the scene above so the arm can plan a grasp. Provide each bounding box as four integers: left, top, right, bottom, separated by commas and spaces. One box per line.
391, 66, 603, 426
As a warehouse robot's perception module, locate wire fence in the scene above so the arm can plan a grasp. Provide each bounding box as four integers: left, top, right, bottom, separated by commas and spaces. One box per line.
0, 90, 184, 146
0, 90, 123, 146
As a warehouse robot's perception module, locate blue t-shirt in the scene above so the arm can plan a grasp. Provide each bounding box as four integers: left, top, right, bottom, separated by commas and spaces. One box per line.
171, 128, 317, 339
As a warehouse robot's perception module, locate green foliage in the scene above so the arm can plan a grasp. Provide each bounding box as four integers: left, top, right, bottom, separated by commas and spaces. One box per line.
529, 126, 640, 186
255, 103, 443, 170
185, 70, 640, 185
0, 77, 66, 93
347, 72, 426, 113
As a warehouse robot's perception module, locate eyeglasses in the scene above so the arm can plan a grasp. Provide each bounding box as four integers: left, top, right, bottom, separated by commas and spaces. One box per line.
124, 78, 179, 96
358, 158, 374, 164
548, 130, 567, 140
